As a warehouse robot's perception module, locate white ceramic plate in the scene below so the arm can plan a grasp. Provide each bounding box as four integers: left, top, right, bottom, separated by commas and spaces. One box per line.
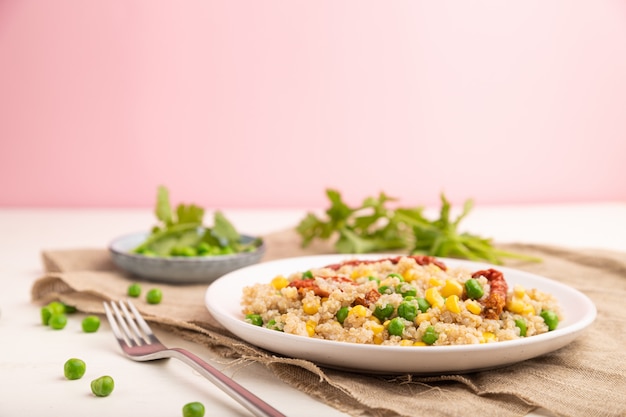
205, 254, 596, 374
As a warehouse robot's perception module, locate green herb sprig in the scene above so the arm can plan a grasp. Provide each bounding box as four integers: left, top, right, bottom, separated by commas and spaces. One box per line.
133, 186, 261, 257
296, 189, 540, 265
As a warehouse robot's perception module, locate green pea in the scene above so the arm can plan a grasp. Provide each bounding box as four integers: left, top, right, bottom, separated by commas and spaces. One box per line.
220, 246, 235, 255
378, 285, 394, 295
540, 310, 559, 331
373, 304, 394, 321
302, 270, 314, 279
336, 306, 349, 324
49, 313, 67, 330
196, 242, 211, 255
265, 319, 283, 331
63, 303, 77, 314
416, 297, 431, 313
90, 375, 115, 397
64, 358, 86, 380
387, 273, 404, 282
465, 279, 484, 299
47, 301, 66, 315
82, 316, 101, 333
388, 317, 405, 336
397, 302, 418, 321
127, 283, 142, 297
41, 306, 52, 325
396, 283, 417, 298
367, 276, 380, 285
245, 313, 263, 326
515, 318, 527, 337
146, 288, 163, 304
182, 401, 206, 417
422, 326, 439, 345
173, 246, 197, 257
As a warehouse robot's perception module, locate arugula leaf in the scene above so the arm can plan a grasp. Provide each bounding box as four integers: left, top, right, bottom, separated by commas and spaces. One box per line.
175, 203, 204, 226
155, 185, 173, 227
212, 211, 241, 246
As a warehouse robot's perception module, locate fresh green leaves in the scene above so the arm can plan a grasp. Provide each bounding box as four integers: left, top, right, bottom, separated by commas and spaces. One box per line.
296, 189, 540, 265
133, 186, 262, 257
297, 189, 410, 254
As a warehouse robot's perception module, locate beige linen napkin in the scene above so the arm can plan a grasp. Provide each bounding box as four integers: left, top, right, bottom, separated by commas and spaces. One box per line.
32, 229, 626, 417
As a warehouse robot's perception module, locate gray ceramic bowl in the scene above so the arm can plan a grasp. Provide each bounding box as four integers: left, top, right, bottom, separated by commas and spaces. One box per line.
109, 231, 265, 284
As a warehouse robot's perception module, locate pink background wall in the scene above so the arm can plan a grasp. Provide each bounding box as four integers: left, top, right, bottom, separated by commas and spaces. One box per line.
1, 1, 625, 209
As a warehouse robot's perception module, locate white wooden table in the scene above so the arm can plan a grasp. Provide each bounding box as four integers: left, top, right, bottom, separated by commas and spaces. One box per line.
1, 204, 624, 416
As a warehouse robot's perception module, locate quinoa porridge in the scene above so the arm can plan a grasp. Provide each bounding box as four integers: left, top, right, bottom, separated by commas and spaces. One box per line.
241, 256, 562, 346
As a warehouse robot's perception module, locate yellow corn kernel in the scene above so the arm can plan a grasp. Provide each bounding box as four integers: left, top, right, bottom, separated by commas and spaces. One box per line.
445, 295, 461, 314
481, 331, 496, 343
271, 276, 289, 290
522, 304, 536, 316
441, 279, 463, 298
425, 287, 444, 308
465, 300, 482, 315
415, 313, 432, 324
302, 301, 320, 315
413, 341, 427, 346
428, 278, 442, 287
370, 316, 381, 324
350, 268, 372, 279
506, 298, 526, 314
349, 304, 368, 317
399, 339, 413, 346
513, 285, 526, 299
305, 320, 316, 337
402, 269, 418, 282
373, 333, 384, 345
368, 321, 385, 335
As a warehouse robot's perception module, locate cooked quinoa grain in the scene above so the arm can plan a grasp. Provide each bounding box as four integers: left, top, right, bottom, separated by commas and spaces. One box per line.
241, 256, 562, 346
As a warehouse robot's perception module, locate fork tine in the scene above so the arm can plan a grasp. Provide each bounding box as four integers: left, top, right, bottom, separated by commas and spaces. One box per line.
118, 300, 149, 345
124, 300, 160, 344
104, 301, 135, 348
110, 300, 140, 346
103, 302, 123, 342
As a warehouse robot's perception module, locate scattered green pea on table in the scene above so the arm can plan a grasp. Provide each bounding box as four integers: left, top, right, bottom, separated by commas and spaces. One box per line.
91, 375, 115, 397
127, 283, 142, 297
182, 401, 206, 417
146, 288, 163, 304
49, 313, 68, 330
41, 300, 77, 329
82, 316, 101, 333
64, 358, 86, 380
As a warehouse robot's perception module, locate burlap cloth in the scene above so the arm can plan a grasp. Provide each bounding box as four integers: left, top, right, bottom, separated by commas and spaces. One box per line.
31, 229, 626, 417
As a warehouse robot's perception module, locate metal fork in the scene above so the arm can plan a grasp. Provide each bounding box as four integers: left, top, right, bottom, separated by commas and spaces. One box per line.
103, 300, 286, 417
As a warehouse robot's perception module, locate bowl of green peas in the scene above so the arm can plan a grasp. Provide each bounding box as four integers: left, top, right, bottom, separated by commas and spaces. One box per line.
109, 230, 265, 284
109, 186, 266, 284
